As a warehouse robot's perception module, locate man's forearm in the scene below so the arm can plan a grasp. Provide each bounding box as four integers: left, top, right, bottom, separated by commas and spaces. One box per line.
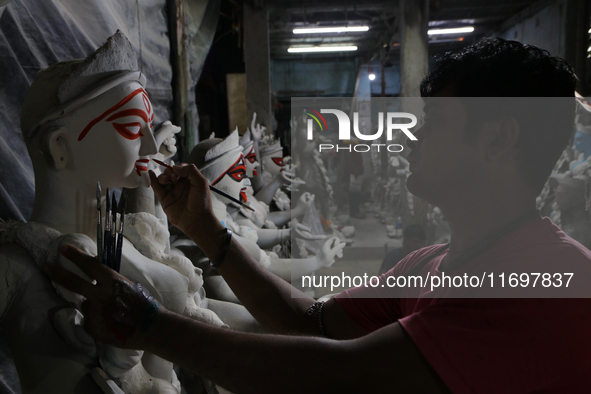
143, 308, 357, 394
187, 215, 317, 334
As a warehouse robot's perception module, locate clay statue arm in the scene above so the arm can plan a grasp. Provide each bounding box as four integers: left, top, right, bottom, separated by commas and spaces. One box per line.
263, 192, 315, 227
250, 173, 266, 194
252, 228, 290, 249
254, 173, 285, 205
45, 246, 450, 394
266, 237, 344, 281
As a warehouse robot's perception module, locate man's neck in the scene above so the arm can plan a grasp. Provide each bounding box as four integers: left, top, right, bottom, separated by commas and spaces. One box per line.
439, 190, 538, 262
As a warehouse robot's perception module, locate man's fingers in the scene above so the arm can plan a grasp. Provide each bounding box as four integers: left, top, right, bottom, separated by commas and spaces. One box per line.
60, 245, 112, 282
150, 170, 166, 200
44, 263, 98, 300
172, 164, 208, 189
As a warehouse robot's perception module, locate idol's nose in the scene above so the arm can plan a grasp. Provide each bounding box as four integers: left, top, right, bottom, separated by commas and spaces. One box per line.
139, 125, 158, 156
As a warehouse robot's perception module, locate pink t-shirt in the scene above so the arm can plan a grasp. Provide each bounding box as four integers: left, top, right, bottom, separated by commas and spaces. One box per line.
335, 218, 591, 393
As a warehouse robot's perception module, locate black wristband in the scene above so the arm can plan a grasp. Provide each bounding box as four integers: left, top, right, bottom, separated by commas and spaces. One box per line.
210, 229, 233, 268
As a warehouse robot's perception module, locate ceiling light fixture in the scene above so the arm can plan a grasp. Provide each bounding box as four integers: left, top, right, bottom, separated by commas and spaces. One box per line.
368, 73, 376, 81
293, 26, 369, 34
428, 26, 474, 35
287, 46, 358, 53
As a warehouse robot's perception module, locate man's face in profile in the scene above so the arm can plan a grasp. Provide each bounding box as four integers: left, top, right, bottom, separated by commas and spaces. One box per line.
405, 86, 486, 207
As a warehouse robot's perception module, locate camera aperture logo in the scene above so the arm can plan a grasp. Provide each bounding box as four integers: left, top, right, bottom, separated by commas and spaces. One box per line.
304, 107, 418, 153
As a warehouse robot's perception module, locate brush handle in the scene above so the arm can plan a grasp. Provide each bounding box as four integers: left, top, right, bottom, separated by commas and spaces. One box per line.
103, 230, 110, 268
110, 228, 116, 268
209, 185, 255, 211
97, 223, 103, 263
114, 233, 123, 273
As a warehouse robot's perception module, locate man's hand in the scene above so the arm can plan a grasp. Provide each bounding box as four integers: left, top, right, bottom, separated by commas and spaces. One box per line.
44, 245, 159, 350
149, 164, 223, 241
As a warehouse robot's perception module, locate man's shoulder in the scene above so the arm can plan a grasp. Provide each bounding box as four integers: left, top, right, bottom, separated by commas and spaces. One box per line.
387, 244, 447, 276
498, 217, 591, 264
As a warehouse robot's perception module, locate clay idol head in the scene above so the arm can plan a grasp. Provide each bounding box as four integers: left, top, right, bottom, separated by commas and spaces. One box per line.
20, 31, 158, 190
260, 140, 284, 176
188, 128, 249, 205
239, 129, 259, 178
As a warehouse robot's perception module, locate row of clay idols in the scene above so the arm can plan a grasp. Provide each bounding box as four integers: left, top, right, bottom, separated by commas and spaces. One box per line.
0, 31, 344, 394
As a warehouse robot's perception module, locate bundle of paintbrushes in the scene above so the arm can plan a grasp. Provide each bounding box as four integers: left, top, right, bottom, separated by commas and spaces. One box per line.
96, 182, 126, 272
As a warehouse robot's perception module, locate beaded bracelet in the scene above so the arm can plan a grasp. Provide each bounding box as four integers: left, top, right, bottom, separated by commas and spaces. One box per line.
132, 282, 160, 332
306, 301, 326, 336
210, 228, 233, 268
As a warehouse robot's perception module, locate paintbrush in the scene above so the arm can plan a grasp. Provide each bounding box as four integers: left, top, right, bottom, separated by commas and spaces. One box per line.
152, 158, 255, 211
114, 191, 126, 273
103, 187, 111, 266
110, 193, 117, 269
96, 182, 103, 263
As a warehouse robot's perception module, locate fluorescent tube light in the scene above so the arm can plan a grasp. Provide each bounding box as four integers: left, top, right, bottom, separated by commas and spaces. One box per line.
428, 27, 474, 35
287, 46, 358, 53
293, 26, 369, 34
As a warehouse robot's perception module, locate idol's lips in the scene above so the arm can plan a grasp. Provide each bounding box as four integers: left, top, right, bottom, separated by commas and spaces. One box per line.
240, 187, 248, 203
134, 159, 150, 176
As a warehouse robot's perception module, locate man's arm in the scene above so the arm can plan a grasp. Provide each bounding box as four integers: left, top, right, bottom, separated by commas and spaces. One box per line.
145, 309, 450, 394
46, 247, 450, 394
149, 165, 361, 338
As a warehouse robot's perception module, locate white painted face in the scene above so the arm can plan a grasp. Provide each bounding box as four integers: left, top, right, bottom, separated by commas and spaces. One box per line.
211, 153, 249, 205
63, 82, 158, 189
243, 145, 260, 178
262, 151, 284, 176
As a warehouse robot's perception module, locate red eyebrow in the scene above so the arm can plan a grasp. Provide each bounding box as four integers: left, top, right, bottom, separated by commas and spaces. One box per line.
106, 108, 149, 123
78, 88, 146, 141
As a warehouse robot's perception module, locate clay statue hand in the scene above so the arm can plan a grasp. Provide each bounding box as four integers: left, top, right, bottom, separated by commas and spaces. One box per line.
153, 121, 181, 161
316, 237, 345, 268
250, 112, 266, 142
150, 164, 222, 238
284, 162, 297, 173
280, 170, 306, 186
45, 245, 162, 350
293, 222, 327, 241
294, 192, 315, 216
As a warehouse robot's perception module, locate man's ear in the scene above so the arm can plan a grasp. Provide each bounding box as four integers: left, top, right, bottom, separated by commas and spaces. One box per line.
485, 116, 520, 162
44, 126, 70, 170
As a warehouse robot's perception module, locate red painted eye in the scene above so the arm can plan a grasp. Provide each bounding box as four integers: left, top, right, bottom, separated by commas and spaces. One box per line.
246, 151, 257, 163
228, 168, 246, 181
272, 157, 284, 167
114, 122, 144, 140
227, 156, 247, 182
212, 156, 247, 185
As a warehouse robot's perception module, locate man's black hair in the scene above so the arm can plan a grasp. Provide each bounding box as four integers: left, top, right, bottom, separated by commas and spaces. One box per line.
403, 224, 426, 240
420, 37, 577, 194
